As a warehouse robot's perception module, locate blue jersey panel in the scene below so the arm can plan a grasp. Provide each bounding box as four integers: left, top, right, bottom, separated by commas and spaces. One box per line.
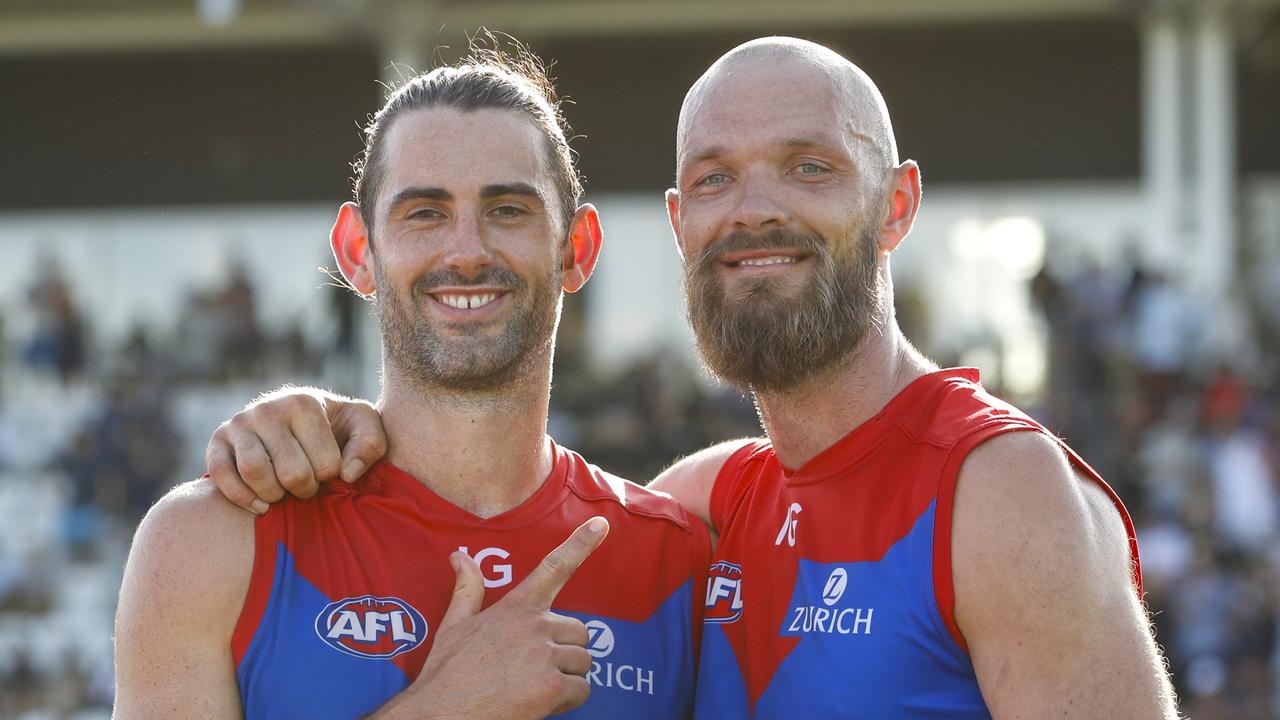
693, 624, 752, 719
757, 502, 989, 719
558, 579, 696, 719
236, 544, 411, 719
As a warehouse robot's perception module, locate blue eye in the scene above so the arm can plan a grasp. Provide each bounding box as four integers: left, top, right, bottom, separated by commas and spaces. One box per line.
796, 163, 825, 175
701, 173, 728, 186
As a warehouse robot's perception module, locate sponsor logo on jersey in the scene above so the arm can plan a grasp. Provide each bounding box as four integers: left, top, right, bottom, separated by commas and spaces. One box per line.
583, 619, 656, 696
704, 560, 744, 624
782, 566, 874, 637
315, 595, 427, 659
821, 567, 848, 606
774, 502, 802, 547
458, 546, 513, 588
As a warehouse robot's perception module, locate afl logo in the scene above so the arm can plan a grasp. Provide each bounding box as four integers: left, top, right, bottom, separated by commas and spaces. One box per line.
821, 568, 848, 607
315, 595, 427, 660
704, 561, 744, 624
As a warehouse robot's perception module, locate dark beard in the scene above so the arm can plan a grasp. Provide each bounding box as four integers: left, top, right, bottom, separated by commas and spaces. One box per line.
683, 226, 880, 392
374, 261, 562, 392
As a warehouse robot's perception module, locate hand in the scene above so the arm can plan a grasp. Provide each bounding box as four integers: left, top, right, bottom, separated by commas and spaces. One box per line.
377, 517, 610, 720
205, 387, 388, 513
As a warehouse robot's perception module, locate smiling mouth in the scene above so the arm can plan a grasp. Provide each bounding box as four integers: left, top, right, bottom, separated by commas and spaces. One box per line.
431, 292, 503, 310
724, 255, 805, 268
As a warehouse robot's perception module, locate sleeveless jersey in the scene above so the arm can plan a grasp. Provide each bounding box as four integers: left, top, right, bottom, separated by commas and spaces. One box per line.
232, 439, 709, 719
695, 368, 1141, 718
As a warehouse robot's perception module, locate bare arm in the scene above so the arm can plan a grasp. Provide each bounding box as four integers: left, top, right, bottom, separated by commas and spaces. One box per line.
117, 477, 611, 719
649, 438, 758, 529
114, 480, 253, 719
952, 431, 1179, 719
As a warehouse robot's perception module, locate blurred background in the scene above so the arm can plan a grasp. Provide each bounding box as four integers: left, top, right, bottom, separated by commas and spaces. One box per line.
0, 0, 1278, 716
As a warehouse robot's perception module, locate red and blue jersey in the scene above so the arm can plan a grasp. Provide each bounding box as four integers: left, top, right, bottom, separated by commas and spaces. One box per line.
695, 368, 1141, 718
232, 439, 709, 719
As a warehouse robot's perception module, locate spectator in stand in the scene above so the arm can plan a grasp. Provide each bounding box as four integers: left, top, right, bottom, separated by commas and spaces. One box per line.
23, 252, 86, 383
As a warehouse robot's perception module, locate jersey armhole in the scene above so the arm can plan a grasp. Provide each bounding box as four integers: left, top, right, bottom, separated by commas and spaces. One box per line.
931, 423, 1145, 654
931, 423, 1038, 654
1054, 439, 1145, 598
709, 441, 765, 535
231, 508, 281, 666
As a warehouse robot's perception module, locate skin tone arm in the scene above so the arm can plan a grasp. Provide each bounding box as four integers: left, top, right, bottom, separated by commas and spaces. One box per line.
114, 481, 251, 719
115, 477, 609, 719
206, 388, 747, 530
951, 431, 1180, 719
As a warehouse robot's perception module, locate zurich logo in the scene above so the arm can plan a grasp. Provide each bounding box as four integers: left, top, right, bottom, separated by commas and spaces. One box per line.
315, 595, 427, 659
821, 568, 848, 607
585, 620, 615, 658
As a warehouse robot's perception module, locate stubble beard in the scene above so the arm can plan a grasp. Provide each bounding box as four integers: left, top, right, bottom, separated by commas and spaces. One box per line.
683, 225, 881, 393
374, 259, 563, 394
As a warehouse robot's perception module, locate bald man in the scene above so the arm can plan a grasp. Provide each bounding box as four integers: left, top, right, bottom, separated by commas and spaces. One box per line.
206, 37, 1179, 718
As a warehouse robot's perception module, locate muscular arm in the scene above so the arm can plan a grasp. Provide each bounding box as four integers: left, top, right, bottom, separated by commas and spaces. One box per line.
649, 438, 757, 530
114, 480, 254, 719
951, 431, 1179, 719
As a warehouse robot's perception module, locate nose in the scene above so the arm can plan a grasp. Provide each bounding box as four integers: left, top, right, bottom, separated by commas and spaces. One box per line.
729, 173, 790, 232
440, 211, 495, 277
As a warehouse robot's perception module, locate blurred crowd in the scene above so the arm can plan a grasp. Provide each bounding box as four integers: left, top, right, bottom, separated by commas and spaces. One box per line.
0, 245, 1277, 717
1031, 257, 1280, 719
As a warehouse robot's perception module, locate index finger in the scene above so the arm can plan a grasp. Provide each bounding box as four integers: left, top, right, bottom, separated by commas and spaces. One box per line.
511, 516, 609, 608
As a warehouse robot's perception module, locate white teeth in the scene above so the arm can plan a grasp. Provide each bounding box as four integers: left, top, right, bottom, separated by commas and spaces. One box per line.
437, 293, 498, 310
738, 256, 797, 267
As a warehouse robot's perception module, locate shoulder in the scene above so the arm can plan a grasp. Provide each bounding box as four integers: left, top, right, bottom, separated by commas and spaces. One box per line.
649, 438, 766, 529
952, 430, 1136, 637
569, 460, 701, 534
121, 477, 256, 626
114, 478, 257, 715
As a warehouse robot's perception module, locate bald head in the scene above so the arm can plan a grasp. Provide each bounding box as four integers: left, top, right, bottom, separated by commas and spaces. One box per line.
676, 37, 898, 174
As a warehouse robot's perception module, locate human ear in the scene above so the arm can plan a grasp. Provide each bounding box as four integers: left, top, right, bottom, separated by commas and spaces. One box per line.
331, 202, 377, 295
561, 203, 604, 293
877, 161, 922, 253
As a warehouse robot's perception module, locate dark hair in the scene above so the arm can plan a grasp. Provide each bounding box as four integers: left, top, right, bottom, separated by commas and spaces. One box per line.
353, 38, 583, 236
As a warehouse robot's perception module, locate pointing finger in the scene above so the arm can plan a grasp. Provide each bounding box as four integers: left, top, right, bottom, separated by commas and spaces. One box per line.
512, 517, 609, 609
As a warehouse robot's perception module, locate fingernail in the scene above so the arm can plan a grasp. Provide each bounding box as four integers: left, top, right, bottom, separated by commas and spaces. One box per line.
449, 553, 461, 573
342, 459, 365, 482
251, 499, 269, 515
588, 517, 607, 534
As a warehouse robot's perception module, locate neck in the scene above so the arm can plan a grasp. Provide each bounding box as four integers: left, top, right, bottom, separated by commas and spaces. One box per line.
377, 353, 555, 519
753, 281, 936, 470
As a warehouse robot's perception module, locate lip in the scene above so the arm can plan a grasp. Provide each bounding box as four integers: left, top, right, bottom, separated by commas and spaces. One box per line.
423, 287, 510, 321
720, 249, 810, 270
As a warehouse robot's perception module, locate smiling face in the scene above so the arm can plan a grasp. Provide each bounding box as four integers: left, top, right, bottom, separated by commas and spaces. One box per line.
364, 107, 570, 391
668, 46, 892, 391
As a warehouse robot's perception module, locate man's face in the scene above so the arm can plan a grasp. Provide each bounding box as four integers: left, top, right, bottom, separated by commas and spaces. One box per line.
370, 107, 566, 391
671, 61, 884, 391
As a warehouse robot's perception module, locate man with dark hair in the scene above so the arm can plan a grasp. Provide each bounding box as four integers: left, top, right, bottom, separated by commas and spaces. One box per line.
114, 45, 708, 719
203, 37, 1179, 718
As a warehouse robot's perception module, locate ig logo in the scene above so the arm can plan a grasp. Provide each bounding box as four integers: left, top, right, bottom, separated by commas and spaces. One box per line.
458, 546, 513, 588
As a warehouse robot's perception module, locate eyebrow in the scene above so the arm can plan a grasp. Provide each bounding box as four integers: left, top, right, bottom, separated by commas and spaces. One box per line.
683, 132, 875, 168
387, 186, 453, 211
386, 182, 547, 214
480, 182, 545, 203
